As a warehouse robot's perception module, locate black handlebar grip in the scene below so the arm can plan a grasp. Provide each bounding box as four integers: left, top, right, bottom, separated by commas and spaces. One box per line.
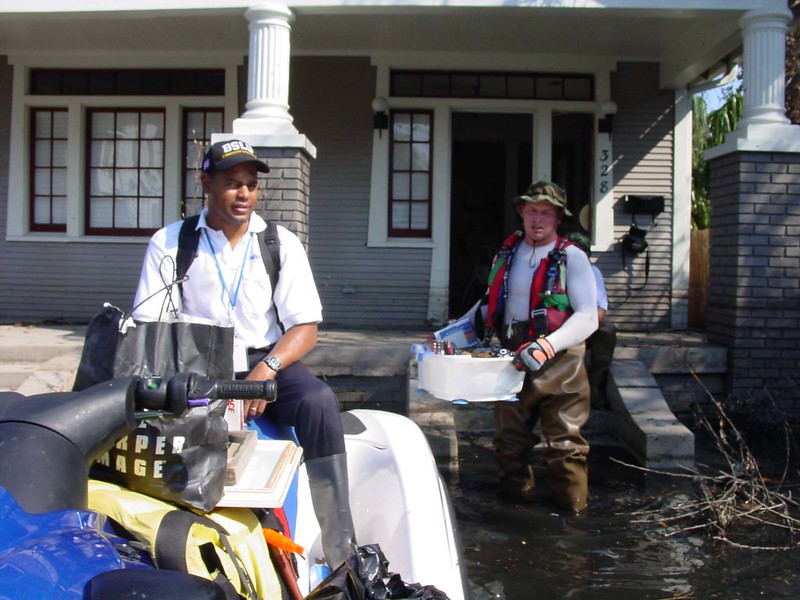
213, 379, 277, 402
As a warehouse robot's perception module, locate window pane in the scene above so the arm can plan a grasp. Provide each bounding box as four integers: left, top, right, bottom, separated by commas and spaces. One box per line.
34, 141, 51, 167
421, 74, 448, 96
139, 169, 163, 197
392, 72, 421, 96
52, 170, 67, 195
141, 112, 164, 138
34, 197, 50, 224
52, 141, 68, 167
479, 75, 505, 97
92, 112, 115, 139
508, 76, 534, 98
185, 111, 206, 137
114, 197, 138, 228
115, 169, 138, 196
90, 169, 114, 195
451, 74, 478, 97
51, 197, 67, 224
139, 197, 162, 229
116, 113, 139, 138
410, 202, 428, 229
536, 76, 563, 99
412, 115, 430, 142
411, 173, 429, 200
206, 111, 223, 132
34, 169, 51, 195
411, 143, 429, 170
52, 111, 68, 138
140, 140, 163, 168
91, 140, 115, 167
90, 197, 113, 227
393, 143, 410, 170
565, 78, 592, 100
391, 202, 410, 229
116, 140, 138, 167
392, 173, 410, 200
34, 111, 52, 136
393, 114, 411, 141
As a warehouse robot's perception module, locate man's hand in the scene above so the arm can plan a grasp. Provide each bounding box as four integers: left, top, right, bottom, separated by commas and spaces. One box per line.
513, 338, 555, 372
242, 361, 276, 419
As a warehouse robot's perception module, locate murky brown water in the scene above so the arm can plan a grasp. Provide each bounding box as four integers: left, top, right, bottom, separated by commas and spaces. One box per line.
446, 435, 799, 600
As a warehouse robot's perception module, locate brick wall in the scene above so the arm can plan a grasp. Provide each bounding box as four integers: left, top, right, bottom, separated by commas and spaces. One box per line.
706, 151, 800, 415
256, 147, 313, 247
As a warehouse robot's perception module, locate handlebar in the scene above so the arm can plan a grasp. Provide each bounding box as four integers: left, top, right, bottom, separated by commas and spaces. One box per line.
135, 373, 277, 417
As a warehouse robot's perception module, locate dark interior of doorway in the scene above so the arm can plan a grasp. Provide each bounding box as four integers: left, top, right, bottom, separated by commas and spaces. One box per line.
449, 113, 532, 319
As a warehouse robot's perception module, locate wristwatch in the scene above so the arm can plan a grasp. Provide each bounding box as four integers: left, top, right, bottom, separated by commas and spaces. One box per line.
262, 354, 282, 374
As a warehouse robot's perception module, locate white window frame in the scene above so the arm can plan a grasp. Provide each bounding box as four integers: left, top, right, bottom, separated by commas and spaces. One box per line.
5, 55, 241, 243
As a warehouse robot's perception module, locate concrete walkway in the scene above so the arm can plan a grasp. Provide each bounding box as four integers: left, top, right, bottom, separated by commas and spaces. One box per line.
0, 323, 724, 470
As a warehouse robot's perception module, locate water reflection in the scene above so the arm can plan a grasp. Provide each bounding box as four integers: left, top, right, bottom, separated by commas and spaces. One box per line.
447, 439, 798, 600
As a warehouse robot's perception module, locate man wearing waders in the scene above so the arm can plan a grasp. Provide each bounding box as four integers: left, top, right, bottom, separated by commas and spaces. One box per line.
133, 139, 356, 566
472, 181, 598, 512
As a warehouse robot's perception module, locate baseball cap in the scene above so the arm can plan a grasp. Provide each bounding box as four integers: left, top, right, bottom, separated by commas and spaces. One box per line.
513, 181, 572, 216
202, 139, 270, 174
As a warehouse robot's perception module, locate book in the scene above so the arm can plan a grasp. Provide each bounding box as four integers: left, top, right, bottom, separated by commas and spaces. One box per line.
217, 439, 303, 508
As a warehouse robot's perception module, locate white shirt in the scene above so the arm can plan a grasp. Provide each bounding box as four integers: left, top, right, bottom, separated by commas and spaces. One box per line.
473, 238, 598, 353
132, 210, 322, 349
592, 265, 608, 311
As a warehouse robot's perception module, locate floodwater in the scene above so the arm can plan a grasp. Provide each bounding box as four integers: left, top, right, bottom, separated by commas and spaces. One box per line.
445, 434, 800, 600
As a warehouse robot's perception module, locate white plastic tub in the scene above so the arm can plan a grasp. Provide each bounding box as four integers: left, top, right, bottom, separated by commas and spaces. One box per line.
417, 352, 524, 402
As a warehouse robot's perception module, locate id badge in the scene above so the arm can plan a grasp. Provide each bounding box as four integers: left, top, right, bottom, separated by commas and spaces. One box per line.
233, 336, 248, 373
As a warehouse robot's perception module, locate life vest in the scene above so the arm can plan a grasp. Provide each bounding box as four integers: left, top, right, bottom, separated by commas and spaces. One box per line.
484, 233, 573, 342
88, 479, 283, 600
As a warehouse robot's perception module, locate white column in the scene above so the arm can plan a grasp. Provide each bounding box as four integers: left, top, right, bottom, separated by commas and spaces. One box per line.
706, 5, 800, 158
233, 3, 298, 137
739, 8, 791, 128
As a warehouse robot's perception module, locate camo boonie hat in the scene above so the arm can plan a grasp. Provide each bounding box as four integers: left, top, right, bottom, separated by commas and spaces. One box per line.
513, 181, 572, 217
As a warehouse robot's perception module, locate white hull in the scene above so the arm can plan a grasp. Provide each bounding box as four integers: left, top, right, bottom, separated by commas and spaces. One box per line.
293, 409, 468, 600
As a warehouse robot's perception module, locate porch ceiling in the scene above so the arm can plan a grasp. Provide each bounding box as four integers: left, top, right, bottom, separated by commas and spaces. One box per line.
0, 5, 748, 89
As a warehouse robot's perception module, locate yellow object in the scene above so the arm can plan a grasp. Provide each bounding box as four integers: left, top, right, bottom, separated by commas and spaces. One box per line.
88, 479, 282, 600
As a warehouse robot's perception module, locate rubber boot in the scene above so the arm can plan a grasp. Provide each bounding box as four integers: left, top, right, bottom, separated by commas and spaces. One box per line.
306, 453, 357, 569
546, 453, 588, 512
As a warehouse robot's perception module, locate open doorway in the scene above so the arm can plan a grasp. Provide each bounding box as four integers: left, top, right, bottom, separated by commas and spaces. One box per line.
448, 112, 532, 319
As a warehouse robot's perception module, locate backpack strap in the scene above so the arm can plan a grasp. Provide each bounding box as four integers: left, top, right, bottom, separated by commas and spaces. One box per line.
176, 216, 283, 330
176, 215, 202, 299
156, 509, 257, 600
259, 220, 283, 332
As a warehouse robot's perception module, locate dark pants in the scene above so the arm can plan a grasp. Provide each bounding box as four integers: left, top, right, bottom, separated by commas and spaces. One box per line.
586, 321, 617, 405
242, 350, 345, 461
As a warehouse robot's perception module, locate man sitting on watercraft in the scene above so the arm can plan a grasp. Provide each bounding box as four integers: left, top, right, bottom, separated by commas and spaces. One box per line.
132, 138, 356, 567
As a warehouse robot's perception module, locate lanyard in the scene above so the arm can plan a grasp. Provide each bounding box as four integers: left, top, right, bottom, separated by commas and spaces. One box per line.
204, 229, 253, 310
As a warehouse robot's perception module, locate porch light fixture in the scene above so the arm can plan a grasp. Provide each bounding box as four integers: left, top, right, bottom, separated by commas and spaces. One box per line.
372, 96, 389, 135
598, 100, 618, 135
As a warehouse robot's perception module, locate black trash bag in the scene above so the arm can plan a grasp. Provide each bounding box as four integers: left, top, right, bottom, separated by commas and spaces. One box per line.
73, 303, 125, 392
79, 304, 236, 512
306, 544, 451, 600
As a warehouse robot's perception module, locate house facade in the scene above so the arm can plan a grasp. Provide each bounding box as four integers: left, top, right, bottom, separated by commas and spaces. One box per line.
0, 0, 795, 338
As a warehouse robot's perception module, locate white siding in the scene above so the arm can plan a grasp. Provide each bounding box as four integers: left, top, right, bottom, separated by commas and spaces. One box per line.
291, 56, 432, 329
599, 62, 675, 331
